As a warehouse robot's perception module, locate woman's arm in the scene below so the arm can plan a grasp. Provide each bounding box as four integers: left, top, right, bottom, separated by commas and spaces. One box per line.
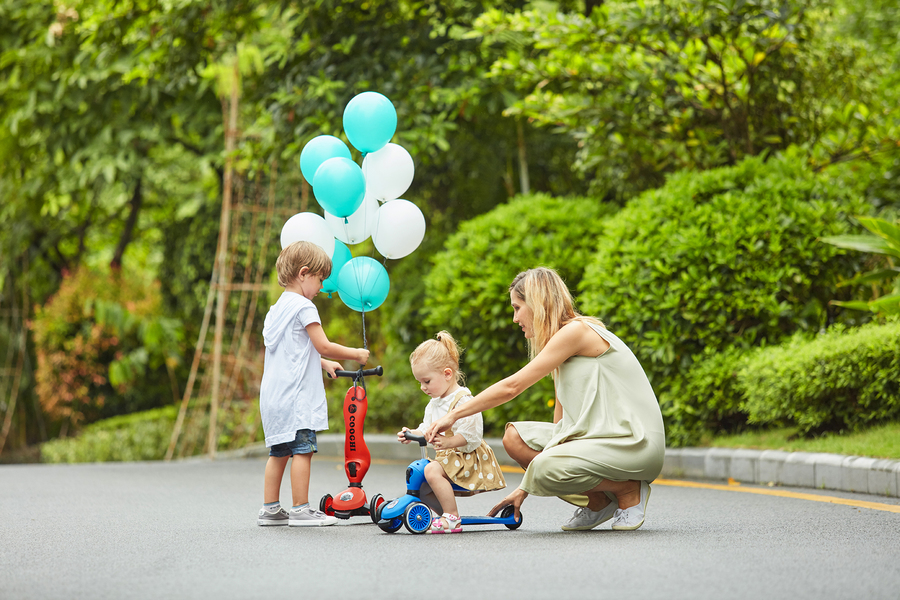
553, 395, 563, 424
425, 322, 605, 441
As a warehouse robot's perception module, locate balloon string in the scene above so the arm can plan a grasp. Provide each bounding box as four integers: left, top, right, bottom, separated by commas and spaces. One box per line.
361, 310, 368, 350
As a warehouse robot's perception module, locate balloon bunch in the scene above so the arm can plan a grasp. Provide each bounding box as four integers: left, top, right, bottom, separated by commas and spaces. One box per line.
280, 92, 426, 313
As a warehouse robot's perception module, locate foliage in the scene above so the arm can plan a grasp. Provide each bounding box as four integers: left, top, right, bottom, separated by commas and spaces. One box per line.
578, 152, 870, 406
30, 267, 182, 430
468, 0, 900, 201
41, 397, 264, 463
421, 193, 616, 431
820, 216, 900, 315
40, 406, 178, 463
661, 346, 751, 447
740, 319, 900, 436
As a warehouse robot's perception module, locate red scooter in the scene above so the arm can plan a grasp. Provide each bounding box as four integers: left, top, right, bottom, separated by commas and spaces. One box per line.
319, 365, 384, 520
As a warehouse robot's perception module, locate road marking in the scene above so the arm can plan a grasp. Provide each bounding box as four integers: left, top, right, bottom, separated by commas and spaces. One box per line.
654, 478, 900, 513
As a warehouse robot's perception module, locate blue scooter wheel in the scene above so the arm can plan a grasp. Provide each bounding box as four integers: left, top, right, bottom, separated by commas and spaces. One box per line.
378, 515, 403, 533
403, 502, 433, 534
501, 505, 523, 530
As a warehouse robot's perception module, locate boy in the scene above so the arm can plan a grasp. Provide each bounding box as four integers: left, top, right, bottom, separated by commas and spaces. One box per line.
257, 241, 369, 526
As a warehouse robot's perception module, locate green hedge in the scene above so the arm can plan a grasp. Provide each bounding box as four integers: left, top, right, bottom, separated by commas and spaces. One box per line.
41, 406, 178, 463
578, 152, 870, 433
40, 401, 264, 463
661, 346, 750, 447
421, 193, 617, 431
741, 320, 900, 436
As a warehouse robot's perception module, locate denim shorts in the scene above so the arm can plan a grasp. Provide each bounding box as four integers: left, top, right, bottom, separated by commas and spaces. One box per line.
269, 429, 318, 457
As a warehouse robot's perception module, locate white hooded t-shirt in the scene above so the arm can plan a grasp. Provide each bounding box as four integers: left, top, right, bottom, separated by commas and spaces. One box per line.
259, 291, 328, 446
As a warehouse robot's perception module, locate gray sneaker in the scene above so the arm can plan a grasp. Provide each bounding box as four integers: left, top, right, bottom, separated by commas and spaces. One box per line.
257, 505, 289, 526
289, 506, 339, 527
561, 501, 618, 531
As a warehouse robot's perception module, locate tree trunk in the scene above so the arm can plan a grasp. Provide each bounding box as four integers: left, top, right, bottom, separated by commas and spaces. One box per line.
110, 177, 143, 271
585, 0, 604, 17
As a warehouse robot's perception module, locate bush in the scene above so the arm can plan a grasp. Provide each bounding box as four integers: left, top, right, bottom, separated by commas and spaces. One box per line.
41, 399, 265, 463
31, 267, 182, 432
578, 153, 870, 412
421, 193, 617, 431
740, 319, 900, 436
661, 346, 750, 447
41, 407, 177, 463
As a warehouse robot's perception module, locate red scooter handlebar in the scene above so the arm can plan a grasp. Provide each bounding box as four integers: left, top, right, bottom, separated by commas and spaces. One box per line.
328, 366, 384, 379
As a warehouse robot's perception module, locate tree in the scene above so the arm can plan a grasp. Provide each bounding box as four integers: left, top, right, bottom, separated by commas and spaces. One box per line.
468, 0, 900, 201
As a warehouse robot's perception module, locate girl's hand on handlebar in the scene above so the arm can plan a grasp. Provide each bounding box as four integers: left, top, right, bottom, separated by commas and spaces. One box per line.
356, 348, 370, 365
488, 487, 529, 522
397, 427, 411, 444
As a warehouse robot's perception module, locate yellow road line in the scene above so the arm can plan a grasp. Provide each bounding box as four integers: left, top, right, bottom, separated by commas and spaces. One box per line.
654, 478, 900, 514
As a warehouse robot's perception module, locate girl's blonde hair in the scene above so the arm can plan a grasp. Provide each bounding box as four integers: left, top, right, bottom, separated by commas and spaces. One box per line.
508, 267, 604, 361
409, 330, 466, 385
276, 241, 332, 288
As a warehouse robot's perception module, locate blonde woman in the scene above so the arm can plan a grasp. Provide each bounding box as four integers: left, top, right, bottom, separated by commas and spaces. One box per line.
425, 267, 665, 531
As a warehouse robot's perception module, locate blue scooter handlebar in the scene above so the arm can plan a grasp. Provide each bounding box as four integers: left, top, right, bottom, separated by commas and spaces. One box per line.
403, 431, 428, 447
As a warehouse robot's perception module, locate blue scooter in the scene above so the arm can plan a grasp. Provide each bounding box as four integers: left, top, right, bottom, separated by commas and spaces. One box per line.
369, 432, 523, 534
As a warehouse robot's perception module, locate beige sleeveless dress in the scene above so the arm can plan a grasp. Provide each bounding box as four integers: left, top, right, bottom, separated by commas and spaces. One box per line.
510, 323, 665, 506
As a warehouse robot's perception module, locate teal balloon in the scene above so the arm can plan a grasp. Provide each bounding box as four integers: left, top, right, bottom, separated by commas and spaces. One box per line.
342, 92, 397, 154
312, 157, 366, 218
336, 257, 390, 312
322, 240, 351, 296
300, 135, 351, 183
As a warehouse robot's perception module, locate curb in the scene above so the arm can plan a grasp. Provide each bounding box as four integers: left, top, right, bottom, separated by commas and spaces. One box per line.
234, 434, 900, 499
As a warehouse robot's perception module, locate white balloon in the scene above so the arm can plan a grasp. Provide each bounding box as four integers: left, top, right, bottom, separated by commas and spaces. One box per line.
373, 199, 426, 259
362, 143, 414, 202
280, 212, 335, 258
324, 194, 379, 245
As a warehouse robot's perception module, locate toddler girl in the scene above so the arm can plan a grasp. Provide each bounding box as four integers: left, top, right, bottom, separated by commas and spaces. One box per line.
397, 331, 505, 533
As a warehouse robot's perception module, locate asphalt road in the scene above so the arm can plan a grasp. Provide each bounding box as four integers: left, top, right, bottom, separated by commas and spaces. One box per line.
2, 455, 899, 600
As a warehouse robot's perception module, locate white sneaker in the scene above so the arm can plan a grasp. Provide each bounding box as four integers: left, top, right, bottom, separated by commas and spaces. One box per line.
288, 506, 339, 527
561, 501, 618, 531
612, 481, 651, 531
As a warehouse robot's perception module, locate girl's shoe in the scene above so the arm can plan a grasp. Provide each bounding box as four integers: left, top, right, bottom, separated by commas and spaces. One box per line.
427, 513, 462, 534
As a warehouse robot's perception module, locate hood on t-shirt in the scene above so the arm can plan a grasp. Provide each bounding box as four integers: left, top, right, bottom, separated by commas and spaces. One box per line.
262, 292, 305, 349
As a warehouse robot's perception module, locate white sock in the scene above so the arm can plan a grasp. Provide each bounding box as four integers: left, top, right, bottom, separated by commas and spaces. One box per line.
292, 503, 310, 512
263, 501, 280, 511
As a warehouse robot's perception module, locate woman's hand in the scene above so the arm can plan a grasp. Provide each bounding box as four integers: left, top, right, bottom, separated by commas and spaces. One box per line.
424, 414, 456, 443
488, 487, 529, 522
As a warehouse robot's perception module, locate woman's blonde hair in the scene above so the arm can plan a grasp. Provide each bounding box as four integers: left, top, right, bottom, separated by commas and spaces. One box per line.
276, 241, 332, 288
409, 330, 466, 385
508, 267, 604, 360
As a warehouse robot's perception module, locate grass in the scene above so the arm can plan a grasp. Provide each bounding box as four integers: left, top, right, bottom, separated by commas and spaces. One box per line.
699, 421, 900, 460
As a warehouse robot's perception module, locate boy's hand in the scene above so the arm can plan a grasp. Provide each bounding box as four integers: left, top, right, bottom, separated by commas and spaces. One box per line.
397, 427, 411, 444
320, 359, 341, 379
356, 348, 369, 365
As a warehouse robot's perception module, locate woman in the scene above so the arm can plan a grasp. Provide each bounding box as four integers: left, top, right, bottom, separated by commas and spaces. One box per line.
425, 267, 665, 531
